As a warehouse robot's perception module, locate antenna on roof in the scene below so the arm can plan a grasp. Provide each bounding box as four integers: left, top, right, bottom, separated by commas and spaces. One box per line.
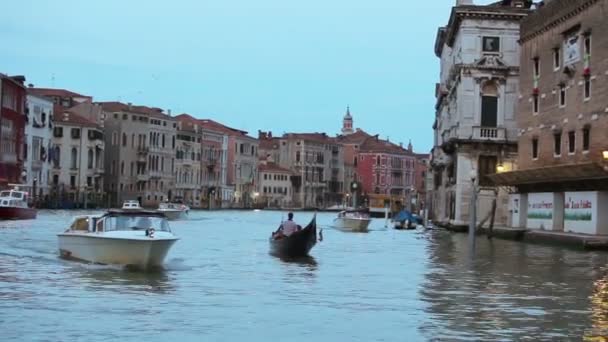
51, 73, 55, 87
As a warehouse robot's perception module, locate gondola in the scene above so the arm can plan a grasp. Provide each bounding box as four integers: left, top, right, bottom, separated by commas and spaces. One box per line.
269, 215, 318, 257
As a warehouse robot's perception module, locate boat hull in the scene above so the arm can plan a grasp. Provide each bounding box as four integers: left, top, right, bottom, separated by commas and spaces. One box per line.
57, 234, 177, 269
333, 217, 371, 232
0, 207, 37, 220
157, 210, 188, 221
269, 218, 317, 258
393, 220, 415, 230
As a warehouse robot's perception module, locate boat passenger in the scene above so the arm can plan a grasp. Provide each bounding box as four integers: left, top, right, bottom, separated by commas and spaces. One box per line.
282, 212, 299, 236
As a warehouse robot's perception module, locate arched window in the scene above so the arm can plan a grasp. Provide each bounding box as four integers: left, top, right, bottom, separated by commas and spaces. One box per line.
122, 133, 127, 147
120, 161, 124, 175
131, 134, 135, 148
150, 132, 154, 147
54, 146, 61, 167
87, 148, 94, 169
71, 147, 78, 169
481, 81, 498, 128
112, 132, 118, 146
376, 156, 381, 166
162, 134, 166, 148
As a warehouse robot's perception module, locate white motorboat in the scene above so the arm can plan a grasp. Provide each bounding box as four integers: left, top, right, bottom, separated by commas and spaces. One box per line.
157, 202, 189, 220
57, 210, 179, 270
122, 200, 143, 210
333, 210, 372, 232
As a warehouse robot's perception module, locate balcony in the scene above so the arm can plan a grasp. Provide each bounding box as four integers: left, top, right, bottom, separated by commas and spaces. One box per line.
95, 167, 105, 175
472, 126, 506, 142
149, 170, 164, 179
137, 146, 149, 155
137, 174, 150, 181
31, 160, 43, 171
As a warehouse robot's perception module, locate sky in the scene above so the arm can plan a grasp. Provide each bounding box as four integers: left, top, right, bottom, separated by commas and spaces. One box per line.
0, 0, 495, 153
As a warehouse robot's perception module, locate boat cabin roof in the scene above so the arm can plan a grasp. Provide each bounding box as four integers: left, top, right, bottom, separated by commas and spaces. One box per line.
0, 190, 27, 199
103, 209, 167, 218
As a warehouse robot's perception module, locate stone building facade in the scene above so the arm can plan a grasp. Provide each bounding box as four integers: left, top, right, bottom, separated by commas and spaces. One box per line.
24, 93, 54, 199
100, 102, 176, 208
50, 107, 105, 208
430, 1, 531, 228
492, 0, 608, 235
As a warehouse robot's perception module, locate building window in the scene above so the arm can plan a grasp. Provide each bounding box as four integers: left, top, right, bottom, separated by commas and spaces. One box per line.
122, 133, 127, 147
296, 151, 300, 162
533, 57, 540, 78
87, 177, 92, 187
376, 156, 381, 166
120, 161, 125, 175
53, 127, 63, 138
88, 148, 94, 168
482, 37, 500, 53
71, 128, 81, 139
553, 48, 560, 70
568, 131, 575, 154
584, 34, 592, 60
70, 175, 76, 188
478, 155, 498, 187
553, 132, 561, 156
584, 77, 591, 100
71, 147, 78, 169
481, 82, 498, 127
532, 138, 539, 160
533, 95, 539, 114
559, 84, 566, 107
583, 127, 590, 152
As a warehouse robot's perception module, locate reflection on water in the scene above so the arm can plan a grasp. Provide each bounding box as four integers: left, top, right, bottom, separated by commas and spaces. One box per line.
586, 276, 608, 340
71, 265, 176, 294
4, 210, 608, 341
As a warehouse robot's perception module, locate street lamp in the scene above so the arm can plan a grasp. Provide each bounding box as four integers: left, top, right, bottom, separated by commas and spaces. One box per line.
496, 163, 505, 173
32, 177, 38, 208
603, 151, 608, 160
469, 169, 478, 252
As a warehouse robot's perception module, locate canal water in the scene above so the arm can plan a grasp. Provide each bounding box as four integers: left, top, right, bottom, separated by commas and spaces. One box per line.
2, 210, 608, 341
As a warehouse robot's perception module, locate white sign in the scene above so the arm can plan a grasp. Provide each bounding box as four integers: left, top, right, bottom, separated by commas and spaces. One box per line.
564, 192, 596, 234
527, 193, 554, 229
563, 34, 581, 66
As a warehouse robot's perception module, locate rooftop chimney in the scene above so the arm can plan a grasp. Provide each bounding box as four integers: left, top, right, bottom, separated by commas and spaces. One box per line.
127, 102, 132, 111
168, 109, 172, 116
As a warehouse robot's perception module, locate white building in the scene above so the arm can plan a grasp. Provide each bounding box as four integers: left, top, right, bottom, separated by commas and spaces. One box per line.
50, 108, 105, 208
430, 1, 531, 229
258, 159, 293, 208
24, 93, 53, 201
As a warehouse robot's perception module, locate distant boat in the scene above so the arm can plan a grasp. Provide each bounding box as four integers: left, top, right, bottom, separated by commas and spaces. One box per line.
269, 215, 318, 257
0, 185, 37, 220
333, 209, 371, 232
122, 200, 143, 210
57, 209, 179, 270
157, 202, 189, 220
392, 210, 416, 230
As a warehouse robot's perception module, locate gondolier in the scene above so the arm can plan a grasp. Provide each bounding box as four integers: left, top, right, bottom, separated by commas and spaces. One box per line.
280, 212, 299, 236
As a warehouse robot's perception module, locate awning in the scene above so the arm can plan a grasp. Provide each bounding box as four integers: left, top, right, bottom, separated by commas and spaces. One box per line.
489, 162, 608, 186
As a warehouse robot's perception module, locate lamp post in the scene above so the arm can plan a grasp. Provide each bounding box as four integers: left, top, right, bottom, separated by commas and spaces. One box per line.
351, 182, 358, 209
469, 169, 478, 253
32, 177, 37, 208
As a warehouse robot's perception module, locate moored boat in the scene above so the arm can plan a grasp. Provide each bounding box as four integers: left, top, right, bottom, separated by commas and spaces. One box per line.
57, 209, 179, 270
0, 185, 37, 220
157, 202, 189, 220
122, 200, 143, 210
392, 210, 416, 230
269, 215, 318, 257
333, 210, 371, 232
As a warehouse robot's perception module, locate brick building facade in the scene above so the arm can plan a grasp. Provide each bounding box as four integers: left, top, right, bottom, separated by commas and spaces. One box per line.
492, 0, 608, 235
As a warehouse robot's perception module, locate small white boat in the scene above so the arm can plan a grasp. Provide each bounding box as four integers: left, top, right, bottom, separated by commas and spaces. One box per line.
57, 210, 179, 270
157, 202, 189, 220
333, 210, 372, 232
122, 200, 143, 210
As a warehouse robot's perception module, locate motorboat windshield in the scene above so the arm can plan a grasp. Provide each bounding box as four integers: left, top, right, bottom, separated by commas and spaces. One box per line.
102, 215, 171, 232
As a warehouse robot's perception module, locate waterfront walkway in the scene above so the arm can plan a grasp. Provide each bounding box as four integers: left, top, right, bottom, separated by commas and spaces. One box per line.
442, 225, 608, 250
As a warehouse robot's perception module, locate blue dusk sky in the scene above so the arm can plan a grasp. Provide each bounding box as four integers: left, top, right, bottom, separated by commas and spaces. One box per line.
0, 0, 495, 153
